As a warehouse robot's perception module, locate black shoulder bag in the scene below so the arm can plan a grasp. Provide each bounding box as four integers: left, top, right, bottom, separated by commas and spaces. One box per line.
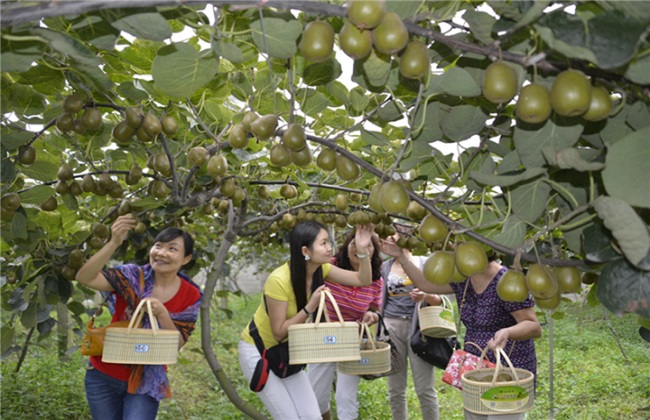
248, 296, 306, 392
409, 300, 459, 369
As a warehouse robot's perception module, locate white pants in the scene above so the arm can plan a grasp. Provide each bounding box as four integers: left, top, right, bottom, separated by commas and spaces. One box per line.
384, 316, 440, 420
238, 340, 321, 420
307, 362, 362, 420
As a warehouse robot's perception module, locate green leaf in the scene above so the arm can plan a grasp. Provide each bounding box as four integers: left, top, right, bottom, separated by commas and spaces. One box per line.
322, 81, 349, 107
152, 43, 219, 99
350, 86, 370, 113
586, 284, 599, 307
602, 126, 650, 209
0, 36, 44, 73
593, 196, 650, 267
1, 79, 46, 117
411, 101, 442, 141
493, 214, 526, 248
19, 185, 56, 205
429, 67, 481, 97
583, 224, 618, 263
250, 14, 301, 59
534, 25, 597, 64
598, 258, 650, 317
116, 81, 149, 101
11, 212, 27, 241
587, 12, 647, 70
625, 54, 650, 85
385, 0, 421, 18
440, 105, 487, 142
20, 301, 37, 329
463, 10, 496, 45
471, 167, 546, 187
110, 11, 172, 41
299, 89, 329, 116
509, 178, 552, 223
377, 100, 402, 122
67, 301, 86, 317
356, 50, 392, 89
514, 117, 583, 168
71, 12, 120, 50
625, 101, 650, 131
360, 129, 389, 146
542, 147, 605, 172
303, 58, 342, 86
1, 157, 16, 184
1, 324, 15, 355
212, 39, 245, 64
508, 0, 551, 32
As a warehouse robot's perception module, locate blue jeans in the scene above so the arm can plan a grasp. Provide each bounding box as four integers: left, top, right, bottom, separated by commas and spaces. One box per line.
85, 366, 159, 420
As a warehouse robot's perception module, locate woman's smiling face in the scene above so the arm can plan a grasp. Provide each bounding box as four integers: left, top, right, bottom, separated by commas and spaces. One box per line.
304, 229, 333, 264
149, 236, 191, 274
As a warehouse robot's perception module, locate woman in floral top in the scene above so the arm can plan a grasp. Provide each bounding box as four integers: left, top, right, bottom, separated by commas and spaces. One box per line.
381, 237, 541, 420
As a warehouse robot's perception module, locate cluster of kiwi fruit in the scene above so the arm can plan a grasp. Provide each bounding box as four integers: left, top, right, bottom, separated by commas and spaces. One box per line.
300, 0, 430, 80
55, 94, 102, 135
496, 264, 587, 310
483, 63, 613, 124
113, 107, 178, 146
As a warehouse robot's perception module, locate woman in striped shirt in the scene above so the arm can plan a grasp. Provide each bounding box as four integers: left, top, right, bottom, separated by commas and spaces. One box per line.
307, 232, 383, 420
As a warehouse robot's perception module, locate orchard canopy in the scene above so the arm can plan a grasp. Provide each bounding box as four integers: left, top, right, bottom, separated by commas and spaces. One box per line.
1, 0, 649, 388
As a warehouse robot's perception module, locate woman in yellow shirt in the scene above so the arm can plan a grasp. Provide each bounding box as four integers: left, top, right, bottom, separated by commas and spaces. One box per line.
238, 221, 374, 419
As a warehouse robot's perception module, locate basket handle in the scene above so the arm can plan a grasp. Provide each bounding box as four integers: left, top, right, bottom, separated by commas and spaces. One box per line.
440, 294, 454, 310
314, 289, 346, 326
360, 322, 376, 350
127, 299, 159, 335
489, 347, 520, 386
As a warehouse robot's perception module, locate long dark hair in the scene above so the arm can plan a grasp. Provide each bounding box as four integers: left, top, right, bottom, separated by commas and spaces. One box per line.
289, 221, 325, 310
332, 233, 382, 281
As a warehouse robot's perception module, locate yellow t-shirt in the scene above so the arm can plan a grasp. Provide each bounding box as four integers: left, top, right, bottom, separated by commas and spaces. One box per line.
240, 262, 331, 348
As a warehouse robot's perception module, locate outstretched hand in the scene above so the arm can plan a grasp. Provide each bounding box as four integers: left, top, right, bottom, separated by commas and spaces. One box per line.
110, 215, 136, 245
380, 236, 406, 259
354, 224, 374, 253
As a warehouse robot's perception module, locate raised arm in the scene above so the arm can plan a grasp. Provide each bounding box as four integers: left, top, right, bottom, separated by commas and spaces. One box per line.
326, 224, 374, 287
380, 237, 454, 295
76, 215, 136, 291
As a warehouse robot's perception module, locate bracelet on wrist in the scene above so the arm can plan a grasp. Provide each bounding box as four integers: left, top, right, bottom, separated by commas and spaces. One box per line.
303, 307, 312, 317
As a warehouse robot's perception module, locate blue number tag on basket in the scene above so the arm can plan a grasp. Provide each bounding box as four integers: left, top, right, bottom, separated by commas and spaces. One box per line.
359, 358, 370, 365
134, 344, 150, 353
323, 336, 337, 344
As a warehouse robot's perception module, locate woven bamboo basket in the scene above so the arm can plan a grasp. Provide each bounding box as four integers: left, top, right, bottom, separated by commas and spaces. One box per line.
461, 348, 534, 415
103, 299, 180, 365
418, 295, 457, 338
337, 322, 391, 376
288, 290, 360, 364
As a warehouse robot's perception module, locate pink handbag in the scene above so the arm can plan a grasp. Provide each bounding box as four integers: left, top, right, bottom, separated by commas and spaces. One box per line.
441, 342, 496, 390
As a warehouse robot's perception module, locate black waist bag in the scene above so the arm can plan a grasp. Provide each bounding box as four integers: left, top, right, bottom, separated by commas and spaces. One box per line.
248, 319, 305, 392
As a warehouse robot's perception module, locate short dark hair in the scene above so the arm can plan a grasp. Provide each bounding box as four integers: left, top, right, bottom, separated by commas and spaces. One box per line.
153, 228, 194, 258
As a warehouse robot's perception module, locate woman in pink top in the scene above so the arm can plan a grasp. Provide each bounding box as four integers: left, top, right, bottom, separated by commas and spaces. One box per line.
307, 232, 383, 420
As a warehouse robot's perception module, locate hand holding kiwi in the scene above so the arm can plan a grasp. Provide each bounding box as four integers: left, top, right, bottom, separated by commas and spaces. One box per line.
109, 215, 137, 245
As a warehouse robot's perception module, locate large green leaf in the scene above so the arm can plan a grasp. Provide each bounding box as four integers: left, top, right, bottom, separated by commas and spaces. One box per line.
298, 89, 329, 116
303, 58, 342, 86
509, 178, 552, 223
587, 11, 647, 70
250, 14, 301, 59
593, 196, 650, 267
71, 13, 120, 50
152, 43, 219, 98
19, 185, 56, 204
542, 147, 605, 172
513, 117, 583, 168
463, 10, 496, 45
471, 167, 546, 188
109, 10, 172, 41
212, 39, 245, 64
625, 54, 650, 85
1, 79, 46, 117
360, 129, 389, 147
1, 324, 15, 355
428, 67, 481, 97
492, 214, 526, 249
411, 100, 443, 141
602, 127, 650, 209
440, 105, 487, 142
598, 258, 650, 318
583, 223, 618, 264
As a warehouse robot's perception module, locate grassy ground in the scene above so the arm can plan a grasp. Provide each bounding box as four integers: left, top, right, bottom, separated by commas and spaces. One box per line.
2, 294, 649, 419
